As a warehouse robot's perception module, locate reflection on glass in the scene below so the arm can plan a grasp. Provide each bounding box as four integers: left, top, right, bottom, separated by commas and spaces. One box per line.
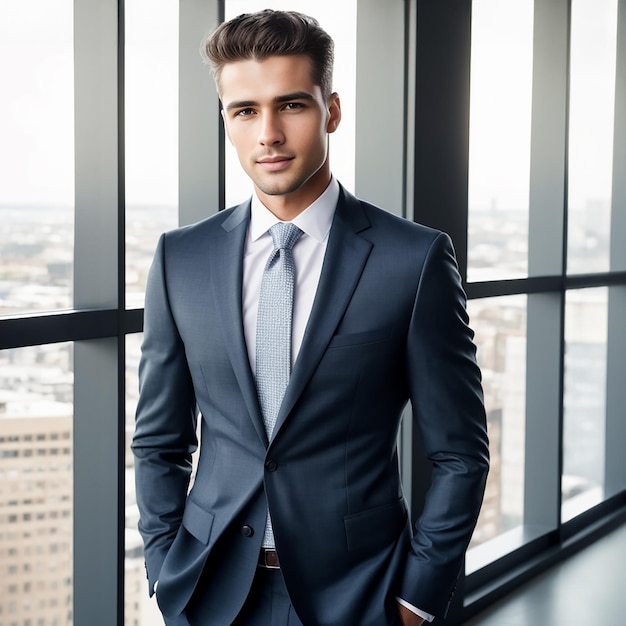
0, 1, 74, 316
125, 0, 179, 310
562, 288, 608, 522
467, 0, 533, 282
224, 0, 357, 207
567, 0, 618, 275
0, 343, 73, 625
466, 295, 527, 565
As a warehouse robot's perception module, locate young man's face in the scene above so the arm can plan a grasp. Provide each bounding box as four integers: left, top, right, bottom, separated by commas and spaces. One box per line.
219, 54, 341, 217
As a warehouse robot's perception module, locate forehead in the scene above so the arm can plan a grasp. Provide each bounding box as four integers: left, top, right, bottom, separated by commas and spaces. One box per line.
218, 55, 321, 104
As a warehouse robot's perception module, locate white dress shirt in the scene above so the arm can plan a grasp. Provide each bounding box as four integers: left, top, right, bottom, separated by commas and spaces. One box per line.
242, 177, 339, 373
241, 176, 434, 624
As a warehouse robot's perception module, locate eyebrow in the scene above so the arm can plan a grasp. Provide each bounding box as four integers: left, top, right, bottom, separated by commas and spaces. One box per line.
224, 91, 316, 112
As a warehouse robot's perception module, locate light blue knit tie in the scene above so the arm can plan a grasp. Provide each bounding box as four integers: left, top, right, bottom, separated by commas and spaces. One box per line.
256, 221, 303, 548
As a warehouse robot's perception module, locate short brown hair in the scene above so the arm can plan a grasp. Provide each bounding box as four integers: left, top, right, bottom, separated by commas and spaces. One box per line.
202, 9, 334, 99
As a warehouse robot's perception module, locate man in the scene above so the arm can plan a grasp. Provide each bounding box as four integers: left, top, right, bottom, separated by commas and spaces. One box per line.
132, 9, 489, 626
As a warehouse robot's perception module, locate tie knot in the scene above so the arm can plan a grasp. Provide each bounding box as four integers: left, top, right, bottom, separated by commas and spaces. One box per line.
269, 222, 303, 252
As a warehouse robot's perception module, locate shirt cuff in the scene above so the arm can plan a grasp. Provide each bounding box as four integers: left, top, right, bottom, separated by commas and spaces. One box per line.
395, 597, 435, 622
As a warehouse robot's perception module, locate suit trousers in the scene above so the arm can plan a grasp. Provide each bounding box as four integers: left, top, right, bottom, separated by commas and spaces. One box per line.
232, 567, 304, 626
163, 567, 303, 626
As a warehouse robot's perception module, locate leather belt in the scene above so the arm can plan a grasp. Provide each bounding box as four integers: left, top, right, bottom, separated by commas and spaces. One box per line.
258, 548, 280, 569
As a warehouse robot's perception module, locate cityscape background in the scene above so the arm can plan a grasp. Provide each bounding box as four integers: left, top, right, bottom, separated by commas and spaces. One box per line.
0, 203, 610, 624
0, 0, 618, 624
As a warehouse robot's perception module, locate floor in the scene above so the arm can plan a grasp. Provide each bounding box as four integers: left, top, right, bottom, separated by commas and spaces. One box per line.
463, 522, 626, 625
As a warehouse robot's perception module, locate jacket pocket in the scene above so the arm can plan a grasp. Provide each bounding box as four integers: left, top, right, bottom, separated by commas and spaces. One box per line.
182, 496, 215, 545
327, 327, 390, 349
344, 497, 407, 553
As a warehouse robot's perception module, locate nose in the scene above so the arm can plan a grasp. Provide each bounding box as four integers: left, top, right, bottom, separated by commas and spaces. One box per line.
258, 112, 284, 146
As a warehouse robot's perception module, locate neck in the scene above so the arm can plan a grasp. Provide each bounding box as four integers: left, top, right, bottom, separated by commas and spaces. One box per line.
255, 164, 331, 222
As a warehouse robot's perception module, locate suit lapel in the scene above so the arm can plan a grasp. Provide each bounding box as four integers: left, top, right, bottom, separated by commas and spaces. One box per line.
211, 201, 268, 446
271, 188, 373, 440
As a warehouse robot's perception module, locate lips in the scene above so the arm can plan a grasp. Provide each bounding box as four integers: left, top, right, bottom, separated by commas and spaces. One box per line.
256, 156, 294, 172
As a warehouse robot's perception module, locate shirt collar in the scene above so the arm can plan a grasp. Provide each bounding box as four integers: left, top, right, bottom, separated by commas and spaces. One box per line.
249, 176, 339, 244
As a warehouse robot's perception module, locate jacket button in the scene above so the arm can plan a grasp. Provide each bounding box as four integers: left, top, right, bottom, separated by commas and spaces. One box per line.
241, 525, 254, 537
265, 459, 278, 472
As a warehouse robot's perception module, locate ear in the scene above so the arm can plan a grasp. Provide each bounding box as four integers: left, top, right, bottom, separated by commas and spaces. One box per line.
326, 93, 341, 134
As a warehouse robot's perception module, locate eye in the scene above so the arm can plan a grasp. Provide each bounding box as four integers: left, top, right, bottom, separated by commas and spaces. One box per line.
283, 102, 304, 111
235, 108, 255, 118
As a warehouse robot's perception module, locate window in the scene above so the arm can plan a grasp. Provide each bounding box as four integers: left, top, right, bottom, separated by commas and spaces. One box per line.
567, 0, 618, 274
0, 344, 73, 626
3, 1, 625, 624
124, 334, 165, 626
0, 1, 74, 316
467, 295, 527, 562
562, 288, 608, 520
125, 0, 179, 309
468, 0, 534, 281
464, 0, 626, 592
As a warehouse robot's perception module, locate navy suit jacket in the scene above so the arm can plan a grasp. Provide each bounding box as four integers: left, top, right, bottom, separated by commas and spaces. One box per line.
132, 186, 489, 625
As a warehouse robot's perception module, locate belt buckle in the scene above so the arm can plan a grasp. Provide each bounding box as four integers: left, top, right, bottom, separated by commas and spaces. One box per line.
259, 549, 280, 569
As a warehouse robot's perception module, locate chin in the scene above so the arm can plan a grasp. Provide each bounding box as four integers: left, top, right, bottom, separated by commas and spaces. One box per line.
256, 179, 303, 197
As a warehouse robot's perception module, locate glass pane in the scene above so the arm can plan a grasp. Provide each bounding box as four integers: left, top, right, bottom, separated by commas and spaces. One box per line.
466, 295, 527, 570
125, 0, 179, 310
467, 0, 534, 281
0, 343, 73, 625
567, 0, 618, 275
224, 0, 357, 207
0, 1, 74, 316
562, 288, 608, 522
124, 334, 165, 625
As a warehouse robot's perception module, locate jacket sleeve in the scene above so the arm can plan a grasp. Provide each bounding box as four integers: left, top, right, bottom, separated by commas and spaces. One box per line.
398, 232, 489, 617
131, 234, 198, 595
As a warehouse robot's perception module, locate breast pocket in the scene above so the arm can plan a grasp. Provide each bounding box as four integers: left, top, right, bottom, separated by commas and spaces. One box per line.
327, 327, 391, 349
